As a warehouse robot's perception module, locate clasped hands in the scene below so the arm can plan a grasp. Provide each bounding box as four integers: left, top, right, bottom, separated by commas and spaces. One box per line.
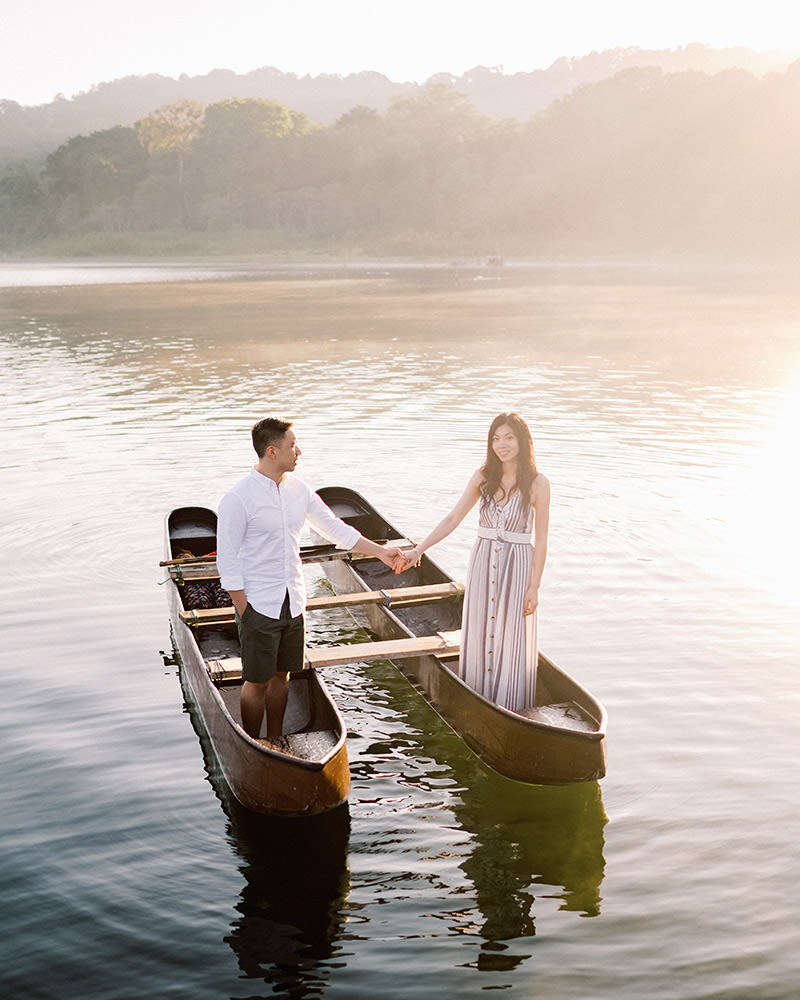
377, 544, 422, 573
391, 545, 422, 574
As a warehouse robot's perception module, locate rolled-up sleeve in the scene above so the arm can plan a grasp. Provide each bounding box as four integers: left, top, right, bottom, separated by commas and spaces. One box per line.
305, 492, 360, 550
216, 492, 247, 592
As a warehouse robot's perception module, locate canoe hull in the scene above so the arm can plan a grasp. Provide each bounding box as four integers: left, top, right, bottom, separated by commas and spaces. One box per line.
165, 507, 350, 816
315, 488, 607, 785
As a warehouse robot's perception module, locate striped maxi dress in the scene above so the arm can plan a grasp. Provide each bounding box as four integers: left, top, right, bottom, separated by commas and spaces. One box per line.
458, 491, 538, 712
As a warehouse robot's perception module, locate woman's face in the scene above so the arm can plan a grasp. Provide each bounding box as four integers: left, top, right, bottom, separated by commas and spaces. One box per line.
491, 423, 520, 464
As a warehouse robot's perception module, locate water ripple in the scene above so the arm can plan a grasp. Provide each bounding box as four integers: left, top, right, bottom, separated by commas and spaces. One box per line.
2, 267, 799, 999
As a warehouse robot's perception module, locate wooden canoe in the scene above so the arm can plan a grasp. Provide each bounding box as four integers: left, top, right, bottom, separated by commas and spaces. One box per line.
312, 487, 607, 785
163, 506, 350, 817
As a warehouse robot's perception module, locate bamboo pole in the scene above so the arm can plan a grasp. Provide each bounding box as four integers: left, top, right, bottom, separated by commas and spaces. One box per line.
160, 539, 414, 568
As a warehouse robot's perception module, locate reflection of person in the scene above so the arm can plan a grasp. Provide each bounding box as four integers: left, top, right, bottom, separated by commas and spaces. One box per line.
395, 413, 550, 712
217, 417, 402, 745
455, 778, 607, 952
225, 805, 351, 985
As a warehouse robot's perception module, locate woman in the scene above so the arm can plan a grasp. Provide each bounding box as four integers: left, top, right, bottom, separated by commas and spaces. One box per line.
395, 413, 550, 713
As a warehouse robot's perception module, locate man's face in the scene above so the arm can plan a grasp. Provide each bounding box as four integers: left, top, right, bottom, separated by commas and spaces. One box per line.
272, 429, 301, 473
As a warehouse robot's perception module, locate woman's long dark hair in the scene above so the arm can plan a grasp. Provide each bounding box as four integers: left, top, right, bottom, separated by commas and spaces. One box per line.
480, 412, 538, 514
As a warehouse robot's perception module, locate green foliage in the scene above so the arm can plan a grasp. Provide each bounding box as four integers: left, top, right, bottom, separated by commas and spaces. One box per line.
0, 159, 43, 236
3, 68, 800, 257
135, 101, 206, 227
200, 97, 308, 147
40, 126, 148, 232
136, 99, 205, 156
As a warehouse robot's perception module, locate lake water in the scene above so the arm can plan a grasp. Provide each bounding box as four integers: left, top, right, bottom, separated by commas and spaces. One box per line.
1, 260, 798, 999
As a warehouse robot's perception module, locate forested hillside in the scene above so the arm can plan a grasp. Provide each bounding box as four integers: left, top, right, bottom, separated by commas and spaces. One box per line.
2, 59, 800, 259
0, 45, 788, 163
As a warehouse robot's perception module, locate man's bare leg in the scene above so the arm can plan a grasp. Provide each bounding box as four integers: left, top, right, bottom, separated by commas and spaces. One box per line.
240, 680, 268, 738
264, 672, 290, 739
240, 674, 290, 740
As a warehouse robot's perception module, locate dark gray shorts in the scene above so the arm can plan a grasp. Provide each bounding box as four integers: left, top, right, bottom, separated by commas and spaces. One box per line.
237, 593, 305, 683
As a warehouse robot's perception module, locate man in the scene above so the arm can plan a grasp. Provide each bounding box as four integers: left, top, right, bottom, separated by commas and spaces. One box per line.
216, 417, 401, 745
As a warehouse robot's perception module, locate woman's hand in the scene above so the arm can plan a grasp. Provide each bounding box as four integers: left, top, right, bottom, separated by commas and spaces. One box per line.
523, 584, 539, 616
376, 545, 404, 569
393, 545, 422, 573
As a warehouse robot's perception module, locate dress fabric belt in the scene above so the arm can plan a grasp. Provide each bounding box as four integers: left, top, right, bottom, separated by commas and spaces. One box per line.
476, 526, 533, 544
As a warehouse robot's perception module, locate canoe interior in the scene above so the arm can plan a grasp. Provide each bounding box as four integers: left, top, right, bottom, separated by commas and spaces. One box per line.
167, 505, 218, 556
166, 506, 345, 764
311, 486, 408, 546
315, 486, 607, 760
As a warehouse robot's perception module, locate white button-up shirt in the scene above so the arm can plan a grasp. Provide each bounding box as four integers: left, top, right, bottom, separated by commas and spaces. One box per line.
216, 469, 360, 617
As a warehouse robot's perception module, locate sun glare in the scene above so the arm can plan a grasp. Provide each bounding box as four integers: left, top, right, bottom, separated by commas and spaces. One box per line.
742, 373, 800, 607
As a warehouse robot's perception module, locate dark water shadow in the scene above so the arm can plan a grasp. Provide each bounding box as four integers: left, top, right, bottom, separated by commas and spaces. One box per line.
177, 663, 351, 1000
172, 635, 606, 990
222, 802, 351, 998
453, 771, 606, 971
362, 662, 607, 971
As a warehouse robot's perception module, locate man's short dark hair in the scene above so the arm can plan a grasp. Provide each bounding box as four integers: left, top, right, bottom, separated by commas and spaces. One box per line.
251, 417, 292, 458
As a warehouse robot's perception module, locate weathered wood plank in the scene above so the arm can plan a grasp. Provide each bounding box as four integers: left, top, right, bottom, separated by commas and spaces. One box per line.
206, 657, 243, 684
168, 565, 221, 582
204, 630, 460, 682
179, 581, 464, 626
181, 607, 235, 626
307, 581, 463, 610
160, 554, 217, 567
305, 631, 461, 668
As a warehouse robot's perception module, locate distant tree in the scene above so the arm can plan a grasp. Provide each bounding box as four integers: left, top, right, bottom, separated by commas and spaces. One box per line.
323, 106, 387, 232
0, 160, 43, 236
136, 100, 205, 225
386, 81, 484, 140
194, 98, 313, 228
136, 99, 205, 185
335, 104, 382, 130
381, 82, 490, 232
41, 126, 148, 232
10, 59, 800, 256
200, 97, 307, 148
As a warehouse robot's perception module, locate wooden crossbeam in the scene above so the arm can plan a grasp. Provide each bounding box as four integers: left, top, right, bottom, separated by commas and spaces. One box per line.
205, 631, 460, 684
160, 554, 217, 566
305, 631, 461, 668
301, 540, 414, 565
161, 547, 338, 568
168, 565, 221, 582
181, 607, 235, 626
180, 581, 464, 627
162, 538, 414, 571
206, 657, 243, 684
307, 581, 463, 610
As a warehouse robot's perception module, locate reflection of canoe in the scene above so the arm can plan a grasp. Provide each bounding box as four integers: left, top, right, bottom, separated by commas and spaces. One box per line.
370, 660, 607, 929
177, 671, 352, 974
313, 487, 607, 785
163, 506, 350, 817
455, 774, 607, 928
226, 803, 351, 976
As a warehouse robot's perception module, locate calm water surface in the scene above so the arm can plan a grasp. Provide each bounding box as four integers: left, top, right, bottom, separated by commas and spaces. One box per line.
1, 261, 798, 999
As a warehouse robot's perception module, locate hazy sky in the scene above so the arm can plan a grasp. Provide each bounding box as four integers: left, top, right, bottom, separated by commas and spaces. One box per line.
2, 0, 798, 106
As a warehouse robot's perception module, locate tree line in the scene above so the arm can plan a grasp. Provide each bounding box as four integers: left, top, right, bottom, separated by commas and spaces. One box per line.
1, 46, 786, 163
2, 64, 800, 257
